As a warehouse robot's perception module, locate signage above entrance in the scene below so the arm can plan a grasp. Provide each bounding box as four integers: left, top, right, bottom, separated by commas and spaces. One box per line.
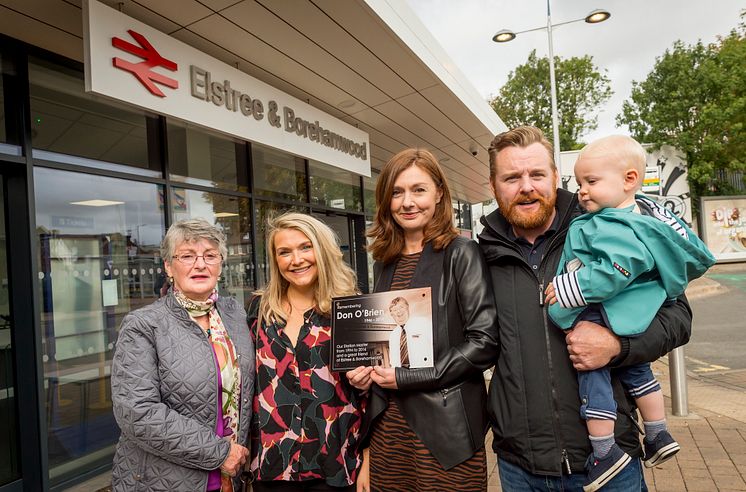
83, 0, 370, 176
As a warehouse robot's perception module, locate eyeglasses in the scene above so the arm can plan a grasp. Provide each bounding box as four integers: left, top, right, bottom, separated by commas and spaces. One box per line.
172, 253, 223, 265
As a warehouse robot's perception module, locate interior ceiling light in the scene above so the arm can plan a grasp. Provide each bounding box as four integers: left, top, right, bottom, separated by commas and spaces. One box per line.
214, 212, 239, 218
70, 199, 125, 207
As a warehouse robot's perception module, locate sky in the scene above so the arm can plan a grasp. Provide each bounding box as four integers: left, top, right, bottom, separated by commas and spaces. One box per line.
406, 0, 745, 145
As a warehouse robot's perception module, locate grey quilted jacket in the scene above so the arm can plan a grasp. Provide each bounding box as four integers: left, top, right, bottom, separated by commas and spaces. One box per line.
111, 293, 255, 491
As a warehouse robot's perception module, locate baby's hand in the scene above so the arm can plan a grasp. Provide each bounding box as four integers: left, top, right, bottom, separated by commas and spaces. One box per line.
544, 282, 557, 305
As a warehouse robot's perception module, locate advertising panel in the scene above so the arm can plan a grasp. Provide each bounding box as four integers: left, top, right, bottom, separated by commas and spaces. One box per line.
700, 196, 746, 262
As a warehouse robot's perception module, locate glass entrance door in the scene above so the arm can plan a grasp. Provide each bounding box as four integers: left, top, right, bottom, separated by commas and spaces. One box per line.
0, 174, 20, 486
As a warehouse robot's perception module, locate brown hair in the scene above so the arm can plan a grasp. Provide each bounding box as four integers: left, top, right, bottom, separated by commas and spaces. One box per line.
367, 148, 458, 265
488, 126, 555, 181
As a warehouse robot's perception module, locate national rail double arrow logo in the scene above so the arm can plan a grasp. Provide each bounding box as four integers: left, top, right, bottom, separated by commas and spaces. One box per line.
112, 29, 178, 97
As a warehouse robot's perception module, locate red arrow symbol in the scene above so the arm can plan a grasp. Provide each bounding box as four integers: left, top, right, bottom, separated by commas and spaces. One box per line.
112, 29, 178, 97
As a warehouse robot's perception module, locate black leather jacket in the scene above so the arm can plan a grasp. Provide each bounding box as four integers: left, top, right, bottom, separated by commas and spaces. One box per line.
362, 236, 499, 470
478, 189, 693, 476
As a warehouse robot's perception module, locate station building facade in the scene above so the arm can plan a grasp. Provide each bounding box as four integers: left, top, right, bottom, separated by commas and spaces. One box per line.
0, 0, 504, 489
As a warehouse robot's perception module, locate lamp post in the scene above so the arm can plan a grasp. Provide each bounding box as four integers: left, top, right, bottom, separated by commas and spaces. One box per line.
493, 3, 610, 171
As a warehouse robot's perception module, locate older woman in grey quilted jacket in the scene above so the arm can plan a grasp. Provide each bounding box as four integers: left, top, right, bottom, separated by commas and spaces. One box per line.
111, 219, 255, 492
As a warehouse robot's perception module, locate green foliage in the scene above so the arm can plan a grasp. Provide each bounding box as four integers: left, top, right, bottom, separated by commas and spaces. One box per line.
618, 15, 746, 199
489, 50, 612, 150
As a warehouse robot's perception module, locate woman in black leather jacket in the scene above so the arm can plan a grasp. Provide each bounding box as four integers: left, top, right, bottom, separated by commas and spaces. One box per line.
347, 148, 499, 492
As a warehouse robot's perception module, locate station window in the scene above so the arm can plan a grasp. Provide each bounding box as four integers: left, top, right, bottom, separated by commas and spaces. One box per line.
34, 167, 165, 477
170, 187, 254, 302
167, 120, 248, 192
28, 57, 159, 177
363, 171, 378, 214
251, 143, 307, 201
309, 159, 362, 212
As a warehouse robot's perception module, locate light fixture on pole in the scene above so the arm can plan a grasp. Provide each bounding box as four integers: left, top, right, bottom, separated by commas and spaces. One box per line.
493, 3, 610, 174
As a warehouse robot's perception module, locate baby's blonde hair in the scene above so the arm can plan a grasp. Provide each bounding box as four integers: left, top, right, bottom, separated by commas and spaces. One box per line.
579, 135, 647, 187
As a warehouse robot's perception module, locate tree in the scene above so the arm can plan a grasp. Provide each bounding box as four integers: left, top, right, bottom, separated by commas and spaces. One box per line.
490, 50, 612, 150
617, 17, 746, 199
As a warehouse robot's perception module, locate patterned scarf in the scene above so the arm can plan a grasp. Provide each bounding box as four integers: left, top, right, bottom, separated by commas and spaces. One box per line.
173, 289, 241, 490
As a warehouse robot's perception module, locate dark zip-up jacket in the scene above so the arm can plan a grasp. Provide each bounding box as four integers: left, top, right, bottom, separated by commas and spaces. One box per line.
477, 189, 692, 476
362, 236, 499, 470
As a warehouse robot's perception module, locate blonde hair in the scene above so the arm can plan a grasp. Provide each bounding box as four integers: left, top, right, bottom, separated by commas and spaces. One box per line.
367, 148, 458, 265
579, 135, 647, 187
257, 212, 358, 324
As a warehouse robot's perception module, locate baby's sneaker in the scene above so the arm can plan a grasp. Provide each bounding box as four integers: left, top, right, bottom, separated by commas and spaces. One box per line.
644, 430, 680, 468
583, 443, 632, 492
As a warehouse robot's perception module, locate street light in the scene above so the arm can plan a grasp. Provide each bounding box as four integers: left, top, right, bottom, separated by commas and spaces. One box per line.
493, 2, 610, 173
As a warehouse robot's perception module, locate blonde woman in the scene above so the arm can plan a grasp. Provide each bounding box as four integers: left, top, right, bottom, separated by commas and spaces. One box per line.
248, 212, 367, 492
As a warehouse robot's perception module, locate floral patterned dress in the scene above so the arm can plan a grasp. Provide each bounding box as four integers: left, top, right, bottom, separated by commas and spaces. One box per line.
248, 297, 366, 487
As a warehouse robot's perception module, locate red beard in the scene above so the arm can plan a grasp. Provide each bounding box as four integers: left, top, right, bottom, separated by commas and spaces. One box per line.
497, 190, 557, 230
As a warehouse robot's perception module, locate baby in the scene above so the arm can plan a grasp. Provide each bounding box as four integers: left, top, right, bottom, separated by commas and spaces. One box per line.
545, 135, 715, 492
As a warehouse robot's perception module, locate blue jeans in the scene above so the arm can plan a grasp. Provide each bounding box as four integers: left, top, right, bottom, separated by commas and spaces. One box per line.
497, 457, 648, 492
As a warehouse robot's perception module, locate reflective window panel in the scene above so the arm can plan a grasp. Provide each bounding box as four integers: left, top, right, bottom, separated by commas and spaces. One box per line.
311, 212, 353, 266
254, 200, 307, 288
167, 120, 248, 192
29, 57, 159, 177
34, 167, 165, 482
309, 160, 362, 212
251, 143, 307, 201
170, 188, 254, 304
451, 199, 473, 230
0, 176, 20, 485
0, 52, 6, 144
363, 171, 378, 215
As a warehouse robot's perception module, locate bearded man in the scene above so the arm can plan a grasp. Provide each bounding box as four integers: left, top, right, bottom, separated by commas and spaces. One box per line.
478, 126, 692, 491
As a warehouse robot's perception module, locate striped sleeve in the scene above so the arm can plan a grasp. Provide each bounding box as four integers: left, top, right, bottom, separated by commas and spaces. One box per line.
553, 271, 587, 309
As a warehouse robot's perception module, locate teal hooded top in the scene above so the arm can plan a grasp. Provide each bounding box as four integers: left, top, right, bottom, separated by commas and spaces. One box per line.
549, 195, 715, 336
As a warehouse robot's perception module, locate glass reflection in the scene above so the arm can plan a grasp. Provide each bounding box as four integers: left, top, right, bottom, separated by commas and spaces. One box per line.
28, 57, 158, 177
0, 177, 20, 485
167, 121, 248, 192
252, 144, 307, 201
309, 160, 362, 211
311, 212, 352, 266
1, 52, 6, 144
363, 171, 378, 215
171, 188, 253, 304
254, 200, 307, 288
34, 167, 165, 481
